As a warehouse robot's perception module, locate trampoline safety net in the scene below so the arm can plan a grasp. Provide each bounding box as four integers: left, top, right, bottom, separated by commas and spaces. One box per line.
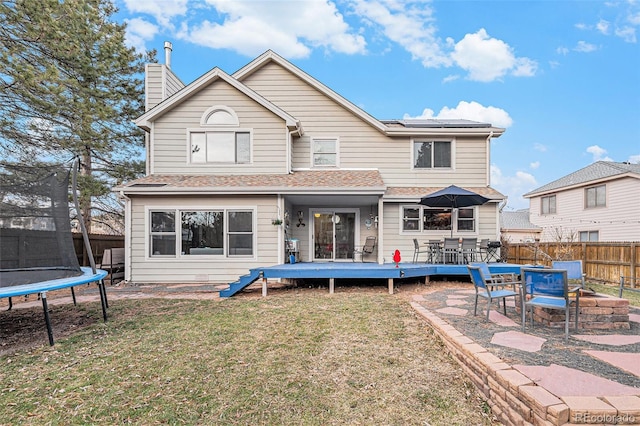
0, 163, 83, 287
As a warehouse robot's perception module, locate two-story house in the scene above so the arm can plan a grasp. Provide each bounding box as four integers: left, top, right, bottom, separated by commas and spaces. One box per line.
523, 161, 640, 242
115, 48, 506, 284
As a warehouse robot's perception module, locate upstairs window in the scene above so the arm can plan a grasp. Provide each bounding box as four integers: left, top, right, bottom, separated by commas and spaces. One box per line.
190, 105, 251, 164
585, 185, 606, 208
190, 131, 250, 163
541, 195, 556, 215
312, 138, 338, 167
413, 140, 451, 169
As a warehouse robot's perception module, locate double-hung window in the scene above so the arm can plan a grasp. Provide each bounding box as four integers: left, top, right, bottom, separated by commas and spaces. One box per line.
541, 195, 556, 215
312, 138, 338, 167
149, 209, 254, 258
585, 185, 605, 208
413, 140, 452, 169
190, 131, 250, 164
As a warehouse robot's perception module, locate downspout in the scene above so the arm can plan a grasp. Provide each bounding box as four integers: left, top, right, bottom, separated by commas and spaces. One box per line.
486, 130, 494, 186
119, 191, 132, 283
377, 196, 384, 264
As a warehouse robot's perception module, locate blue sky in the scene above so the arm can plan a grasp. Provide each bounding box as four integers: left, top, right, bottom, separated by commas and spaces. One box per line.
114, 0, 640, 210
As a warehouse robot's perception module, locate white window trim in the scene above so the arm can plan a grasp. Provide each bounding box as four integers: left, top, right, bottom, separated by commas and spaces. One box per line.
145, 206, 257, 260
398, 204, 478, 235
310, 136, 339, 168
186, 127, 253, 165
200, 105, 239, 126
411, 138, 456, 170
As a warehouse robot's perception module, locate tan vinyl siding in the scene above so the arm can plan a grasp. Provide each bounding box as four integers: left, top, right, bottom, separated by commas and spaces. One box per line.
529, 177, 640, 242
128, 195, 280, 283
145, 64, 164, 111
243, 62, 489, 187
164, 67, 184, 98
150, 79, 289, 175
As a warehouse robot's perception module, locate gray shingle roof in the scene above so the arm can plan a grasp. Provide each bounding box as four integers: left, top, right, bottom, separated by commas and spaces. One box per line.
524, 161, 640, 197
500, 210, 541, 230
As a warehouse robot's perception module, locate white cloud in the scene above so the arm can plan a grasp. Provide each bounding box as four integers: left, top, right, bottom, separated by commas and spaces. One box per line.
574, 41, 599, 52
556, 46, 569, 55
123, 0, 188, 27
615, 26, 637, 42
628, 154, 640, 164
490, 164, 538, 210
533, 143, 547, 152
351, 0, 451, 67
451, 29, 537, 82
404, 101, 513, 128
176, 0, 366, 58
530, 161, 540, 169
442, 74, 460, 83
124, 18, 158, 52
586, 145, 614, 162
596, 19, 610, 34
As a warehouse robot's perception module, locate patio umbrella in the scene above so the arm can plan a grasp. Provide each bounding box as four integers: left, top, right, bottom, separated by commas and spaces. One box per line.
419, 185, 490, 236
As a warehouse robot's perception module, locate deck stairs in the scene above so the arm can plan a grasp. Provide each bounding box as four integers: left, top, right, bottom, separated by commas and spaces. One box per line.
219, 268, 262, 298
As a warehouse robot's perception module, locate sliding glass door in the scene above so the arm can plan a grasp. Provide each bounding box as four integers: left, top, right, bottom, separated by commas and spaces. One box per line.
312, 210, 356, 261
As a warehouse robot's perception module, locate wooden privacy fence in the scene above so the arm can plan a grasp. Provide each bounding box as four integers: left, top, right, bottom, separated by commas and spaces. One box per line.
504, 241, 639, 286
73, 233, 124, 267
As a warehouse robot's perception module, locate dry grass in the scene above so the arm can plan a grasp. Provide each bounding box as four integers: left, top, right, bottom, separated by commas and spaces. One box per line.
0, 288, 498, 425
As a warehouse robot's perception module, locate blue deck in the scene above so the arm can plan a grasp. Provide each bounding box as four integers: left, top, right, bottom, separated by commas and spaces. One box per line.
259, 261, 521, 279
220, 262, 524, 297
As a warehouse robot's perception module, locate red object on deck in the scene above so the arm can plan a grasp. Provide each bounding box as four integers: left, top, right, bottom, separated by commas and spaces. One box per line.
393, 249, 401, 267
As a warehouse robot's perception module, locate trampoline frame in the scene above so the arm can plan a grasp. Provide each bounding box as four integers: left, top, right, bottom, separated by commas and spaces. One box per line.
1, 267, 109, 345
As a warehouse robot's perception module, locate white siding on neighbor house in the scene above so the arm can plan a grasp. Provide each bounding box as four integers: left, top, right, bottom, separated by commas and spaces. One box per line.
529, 177, 640, 242
128, 195, 281, 284
381, 202, 500, 262
150, 79, 289, 175
242, 62, 490, 188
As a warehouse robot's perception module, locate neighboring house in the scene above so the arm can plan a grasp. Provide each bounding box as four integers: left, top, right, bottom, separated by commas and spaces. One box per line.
500, 209, 541, 243
115, 49, 506, 284
523, 161, 640, 242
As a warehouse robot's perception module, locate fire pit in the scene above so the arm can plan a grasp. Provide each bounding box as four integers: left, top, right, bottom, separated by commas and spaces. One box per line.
519, 292, 630, 330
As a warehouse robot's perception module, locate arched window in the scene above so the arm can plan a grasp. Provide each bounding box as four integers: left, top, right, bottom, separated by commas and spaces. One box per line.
201, 105, 239, 126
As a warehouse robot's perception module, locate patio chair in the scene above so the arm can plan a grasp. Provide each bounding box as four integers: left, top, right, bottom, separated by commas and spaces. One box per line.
521, 267, 580, 341
412, 238, 429, 263
551, 260, 586, 289
460, 238, 478, 263
427, 240, 442, 263
468, 265, 521, 321
469, 262, 517, 290
353, 236, 376, 262
442, 238, 460, 264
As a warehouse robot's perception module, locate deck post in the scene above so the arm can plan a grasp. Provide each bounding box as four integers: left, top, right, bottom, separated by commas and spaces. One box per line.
388, 278, 393, 294
329, 278, 335, 294
262, 278, 268, 297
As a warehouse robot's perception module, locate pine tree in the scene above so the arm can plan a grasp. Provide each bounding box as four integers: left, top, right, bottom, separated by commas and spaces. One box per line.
0, 0, 155, 233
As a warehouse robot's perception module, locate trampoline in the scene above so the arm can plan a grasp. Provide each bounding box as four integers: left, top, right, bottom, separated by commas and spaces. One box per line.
0, 160, 109, 345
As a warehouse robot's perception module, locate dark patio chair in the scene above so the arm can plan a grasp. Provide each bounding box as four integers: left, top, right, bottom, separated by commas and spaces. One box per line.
521, 267, 580, 341
468, 265, 521, 321
353, 236, 376, 262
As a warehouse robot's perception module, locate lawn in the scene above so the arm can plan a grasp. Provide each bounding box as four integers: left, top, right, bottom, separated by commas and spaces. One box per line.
0, 290, 498, 425
588, 281, 640, 306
